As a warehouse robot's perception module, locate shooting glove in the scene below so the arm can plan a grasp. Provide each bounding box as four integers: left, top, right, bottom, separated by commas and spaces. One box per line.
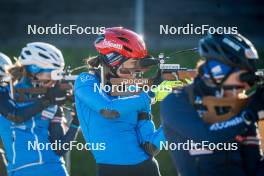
45, 85, 67, 106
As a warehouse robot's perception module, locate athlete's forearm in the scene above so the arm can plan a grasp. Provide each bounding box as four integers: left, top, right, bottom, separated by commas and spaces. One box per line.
75, 85, 148, 117
0, 98, 49, 123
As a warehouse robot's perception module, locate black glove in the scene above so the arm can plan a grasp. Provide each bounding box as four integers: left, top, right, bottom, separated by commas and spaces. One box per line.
71, 103, 80, 126
45, 85, 67, 106
141, 142, 160, 157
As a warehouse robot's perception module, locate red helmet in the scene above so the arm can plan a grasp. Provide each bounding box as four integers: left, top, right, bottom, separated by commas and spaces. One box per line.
94, 27, 148, 59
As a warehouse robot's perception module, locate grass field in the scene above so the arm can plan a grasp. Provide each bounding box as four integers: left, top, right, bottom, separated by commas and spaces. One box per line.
1, 47, 264, 176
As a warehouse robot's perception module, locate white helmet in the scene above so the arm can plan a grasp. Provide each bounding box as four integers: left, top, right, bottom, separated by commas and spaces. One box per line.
0, 52, 12, 76
19, 42, 65, 72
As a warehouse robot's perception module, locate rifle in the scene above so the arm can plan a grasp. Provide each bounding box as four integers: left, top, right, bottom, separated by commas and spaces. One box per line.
14, 66, 83, 103
13, 48, 199, 99
239, 69, 264, 97
109, 49, 198, 96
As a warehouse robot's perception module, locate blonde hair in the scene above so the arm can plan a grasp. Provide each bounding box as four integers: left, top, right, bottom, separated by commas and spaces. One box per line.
196, 59, 205, 70
7, 61, 26, 81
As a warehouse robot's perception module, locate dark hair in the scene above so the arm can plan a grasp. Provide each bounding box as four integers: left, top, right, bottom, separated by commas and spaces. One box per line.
85, 55, 116, 80
85, 55, 101, 68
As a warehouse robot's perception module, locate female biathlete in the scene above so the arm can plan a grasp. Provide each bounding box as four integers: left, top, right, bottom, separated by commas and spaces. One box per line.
74, 27, 164, 176
0, 43, 79, 176
0, 51, 67, 176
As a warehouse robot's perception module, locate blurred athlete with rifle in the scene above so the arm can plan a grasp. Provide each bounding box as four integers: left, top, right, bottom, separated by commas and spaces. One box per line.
161, 33, 264, 176
0, 43, 79, 176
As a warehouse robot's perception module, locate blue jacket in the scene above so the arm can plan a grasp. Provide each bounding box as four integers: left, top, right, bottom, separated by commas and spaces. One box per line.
0, 81, 64, 173
74, 73, 164, 165
160, 87, 261, 176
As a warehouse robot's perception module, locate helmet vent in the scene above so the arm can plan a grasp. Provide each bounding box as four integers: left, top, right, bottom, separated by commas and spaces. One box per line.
35, 46, 47, 51
55, 53, 60, 58
53, 63, 60, 67
117, 37, 129, 43
123, 46, 132, 52
25, 50, 31, 55
21, 54, 26, 60
38, 53, 49, 59
49, 53, 58, 61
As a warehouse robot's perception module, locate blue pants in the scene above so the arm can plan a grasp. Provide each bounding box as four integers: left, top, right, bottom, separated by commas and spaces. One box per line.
9, 163, 69, 176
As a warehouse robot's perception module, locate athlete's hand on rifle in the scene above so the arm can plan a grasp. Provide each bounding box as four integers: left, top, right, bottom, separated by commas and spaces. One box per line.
45, 84, 67, 106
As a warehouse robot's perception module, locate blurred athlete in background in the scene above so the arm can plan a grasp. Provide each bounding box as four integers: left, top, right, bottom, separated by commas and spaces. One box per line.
161, 33, 263, 176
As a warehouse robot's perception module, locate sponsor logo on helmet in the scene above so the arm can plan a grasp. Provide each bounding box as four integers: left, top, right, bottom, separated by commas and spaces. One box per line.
211, 65, 223, 76
102, 41, 122, 50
